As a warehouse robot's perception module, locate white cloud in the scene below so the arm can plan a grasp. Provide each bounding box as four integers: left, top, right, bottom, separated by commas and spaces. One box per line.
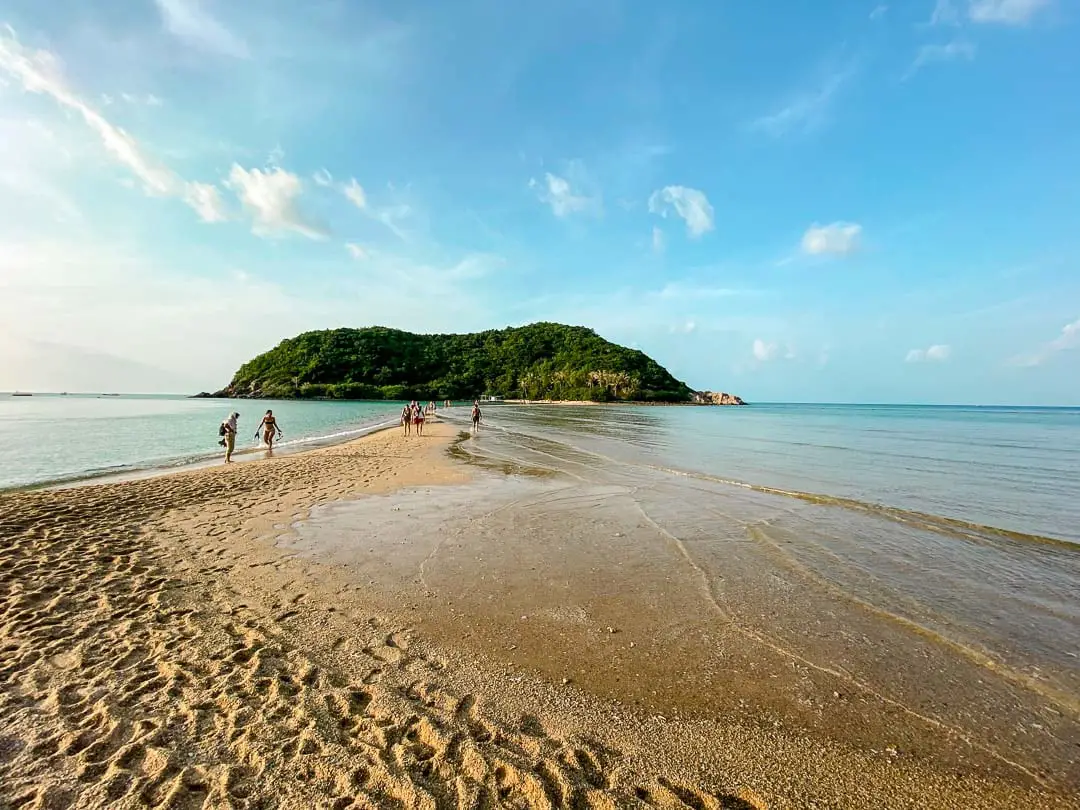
801, 222, 862, 256
751, 66, 853, 137
183, 182, 228, 223
905, 40, 976, 79
226, 164, 328, 239
870, 5, 889, 19
345, 242, 367, 260
1014, 318, 1080, 366
313, 168, 333, 187
532, 172, 595, 218
906, 344, 951, 362
154, 0, 249, 58
651, 226, 664, 254
344, 178, 367, 209
648, 186, 715, 238
968, 0, 1052, 24
753, 339, 779, 362
653, 281, 747, 301
0, 27, 224, 223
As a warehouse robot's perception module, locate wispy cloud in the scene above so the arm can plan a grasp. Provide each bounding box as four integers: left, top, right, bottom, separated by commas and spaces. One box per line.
345, 242, 367, 260
968, 0, 1053, 25
530, 172, 597, 218
0, 26, 227, 223
753, 338, 779, 362
870, 5, 889, 20
751, 64, 855, 137
651, 226, 664, 254
103, 92, 165, 107
906, 344, 951, 362
343, 178, 367, 210
801, 222, 862, 256
372, 203, 415, 241
905, 40, 976, 79
929, 0, 962, 25
648, 186, 715, 238
651, 281, 749, 301
1013, 318, 1080, 366
225, 165, 327, 239
154, 0, 249, 58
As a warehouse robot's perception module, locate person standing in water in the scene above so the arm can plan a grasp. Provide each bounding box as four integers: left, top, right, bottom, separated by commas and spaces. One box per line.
401, 402, 412, 436
471, 402, 482, 431
220, 412, 239, 463
257, 409, 282, 451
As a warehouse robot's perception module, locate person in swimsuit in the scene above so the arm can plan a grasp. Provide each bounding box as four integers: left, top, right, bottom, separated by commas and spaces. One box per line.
258, 409, 282, 451
471, 403, 481, 430
401, 403, 412, 436
414, 403, 425, 436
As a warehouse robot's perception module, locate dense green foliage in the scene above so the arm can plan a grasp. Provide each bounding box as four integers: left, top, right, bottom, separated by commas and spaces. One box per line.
220, 323, 693, 402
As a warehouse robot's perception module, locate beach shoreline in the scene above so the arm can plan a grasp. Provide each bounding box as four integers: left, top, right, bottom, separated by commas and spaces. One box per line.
1, 416, 1076, 809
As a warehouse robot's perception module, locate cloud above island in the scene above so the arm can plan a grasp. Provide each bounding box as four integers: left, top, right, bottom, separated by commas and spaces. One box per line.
801, 222, 862, 256
648, 186, 715, 238
906, 345, 952, 362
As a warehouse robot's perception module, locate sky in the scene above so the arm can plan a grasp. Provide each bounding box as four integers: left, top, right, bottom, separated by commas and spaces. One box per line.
0, 0, 1078, 404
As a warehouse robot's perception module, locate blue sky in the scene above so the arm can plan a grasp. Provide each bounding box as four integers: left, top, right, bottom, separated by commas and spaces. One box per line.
1, 0, 1077, 403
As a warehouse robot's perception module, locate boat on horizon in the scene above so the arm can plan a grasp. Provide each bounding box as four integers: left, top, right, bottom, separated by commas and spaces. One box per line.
12, 392, 33, 397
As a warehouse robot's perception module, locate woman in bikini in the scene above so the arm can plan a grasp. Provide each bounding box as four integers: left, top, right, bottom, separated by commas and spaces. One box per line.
258, 410, 282, 451
413, 402, 425, 436
401, 403, 412, 436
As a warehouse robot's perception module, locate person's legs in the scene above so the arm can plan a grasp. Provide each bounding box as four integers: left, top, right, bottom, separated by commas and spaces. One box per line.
225, 432, 235, 462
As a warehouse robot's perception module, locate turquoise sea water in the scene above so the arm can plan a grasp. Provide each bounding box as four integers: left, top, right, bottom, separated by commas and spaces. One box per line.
0, 394, 405, 490
2, 397, 1078, 546
464, 402, 1080, 544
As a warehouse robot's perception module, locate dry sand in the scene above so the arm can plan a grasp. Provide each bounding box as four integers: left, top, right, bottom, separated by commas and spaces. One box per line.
1, 419, 1075, 809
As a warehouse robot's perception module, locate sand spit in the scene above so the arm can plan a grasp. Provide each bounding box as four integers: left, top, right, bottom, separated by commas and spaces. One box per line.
0, 421, 1074, 809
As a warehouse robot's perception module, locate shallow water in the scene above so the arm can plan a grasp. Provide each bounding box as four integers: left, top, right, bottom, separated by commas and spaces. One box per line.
0, 394, 405, 489
288, 404, 1080, 791
478, 403, 1080, 544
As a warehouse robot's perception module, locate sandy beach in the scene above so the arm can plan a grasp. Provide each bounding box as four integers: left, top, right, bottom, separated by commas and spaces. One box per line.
1, 417, 1076, 809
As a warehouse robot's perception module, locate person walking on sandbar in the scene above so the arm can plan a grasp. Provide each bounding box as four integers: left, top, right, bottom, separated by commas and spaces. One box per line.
257, 409, 283, 452
471, 402, 482, 431
401, 402, 412, 436
220, 412, 239, 463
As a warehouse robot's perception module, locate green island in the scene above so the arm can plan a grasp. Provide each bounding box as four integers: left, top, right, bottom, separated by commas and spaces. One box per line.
206, 322, 744, 404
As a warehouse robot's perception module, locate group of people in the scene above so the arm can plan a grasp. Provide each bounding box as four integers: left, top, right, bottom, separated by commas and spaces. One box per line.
218, 399, 484, 464
218, 410, 283, 463
401, 400, 428, 436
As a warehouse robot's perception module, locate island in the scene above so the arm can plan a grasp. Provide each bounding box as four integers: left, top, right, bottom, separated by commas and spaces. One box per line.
207, 323, 744, 405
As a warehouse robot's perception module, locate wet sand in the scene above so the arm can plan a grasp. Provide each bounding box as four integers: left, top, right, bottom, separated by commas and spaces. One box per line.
1, 417, 1076, 809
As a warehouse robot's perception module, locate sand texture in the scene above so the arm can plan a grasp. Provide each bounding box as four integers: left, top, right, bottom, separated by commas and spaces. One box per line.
1, 420, 1076, 809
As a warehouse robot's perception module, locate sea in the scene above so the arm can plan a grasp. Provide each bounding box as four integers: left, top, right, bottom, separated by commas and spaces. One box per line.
0, 393, 405, 490
3, 397, 1078, 545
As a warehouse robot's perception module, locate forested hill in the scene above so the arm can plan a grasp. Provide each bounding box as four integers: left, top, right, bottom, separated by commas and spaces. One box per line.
213, 323, 694, 402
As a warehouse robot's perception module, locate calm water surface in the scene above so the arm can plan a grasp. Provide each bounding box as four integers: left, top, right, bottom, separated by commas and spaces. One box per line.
475, 403, 1080, 544
0, 394, 404, 489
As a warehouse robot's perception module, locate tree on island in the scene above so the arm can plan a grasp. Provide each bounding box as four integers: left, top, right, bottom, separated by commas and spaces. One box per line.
215, 322, 698, 403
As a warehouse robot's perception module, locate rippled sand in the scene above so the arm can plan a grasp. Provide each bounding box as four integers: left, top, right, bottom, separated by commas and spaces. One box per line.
0, 418, 1075, 809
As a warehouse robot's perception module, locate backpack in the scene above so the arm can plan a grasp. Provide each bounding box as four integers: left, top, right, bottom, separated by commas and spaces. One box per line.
218, 423, 227, 436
